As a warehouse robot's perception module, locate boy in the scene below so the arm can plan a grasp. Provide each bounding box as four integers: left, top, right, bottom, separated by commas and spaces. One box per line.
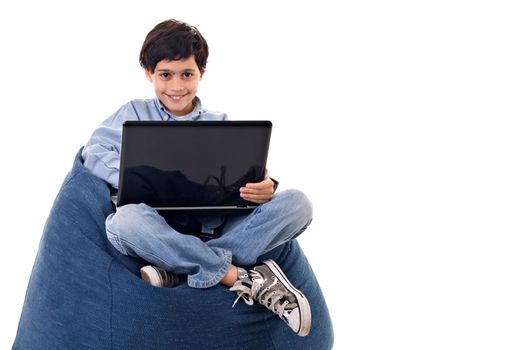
82, 19, 313, 337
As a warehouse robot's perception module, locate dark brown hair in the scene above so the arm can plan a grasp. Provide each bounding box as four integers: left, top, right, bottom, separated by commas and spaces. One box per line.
139, 19, 209, 73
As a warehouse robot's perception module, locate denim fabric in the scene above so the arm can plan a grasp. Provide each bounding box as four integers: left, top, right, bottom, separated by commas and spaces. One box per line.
105, 189, 312, 288
13, 149, 334, 349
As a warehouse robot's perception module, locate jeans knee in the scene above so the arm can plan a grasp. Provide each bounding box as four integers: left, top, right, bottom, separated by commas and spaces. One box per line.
279, 189, 313, 223
105, 203, 157, 256
106, 203, 151, 237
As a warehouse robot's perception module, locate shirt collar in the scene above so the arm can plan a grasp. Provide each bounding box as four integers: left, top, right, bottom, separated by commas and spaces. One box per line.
154, 97, 204, 121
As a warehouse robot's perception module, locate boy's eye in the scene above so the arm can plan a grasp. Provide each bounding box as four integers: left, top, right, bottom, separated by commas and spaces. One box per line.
159, 72, 171, 80
181, 72, 194, 80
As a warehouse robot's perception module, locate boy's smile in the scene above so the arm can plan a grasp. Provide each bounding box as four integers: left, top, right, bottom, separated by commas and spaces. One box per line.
145, 56, 202, 116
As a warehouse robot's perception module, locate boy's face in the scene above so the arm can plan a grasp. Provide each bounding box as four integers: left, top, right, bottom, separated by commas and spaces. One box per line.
145, 56, 202, 116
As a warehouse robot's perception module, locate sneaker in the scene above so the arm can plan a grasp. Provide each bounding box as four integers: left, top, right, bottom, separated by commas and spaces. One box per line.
229, 259, 312, 336
140, 265, 179, 288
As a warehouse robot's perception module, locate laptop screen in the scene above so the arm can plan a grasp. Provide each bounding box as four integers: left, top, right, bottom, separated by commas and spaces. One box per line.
117, 120, 272, 211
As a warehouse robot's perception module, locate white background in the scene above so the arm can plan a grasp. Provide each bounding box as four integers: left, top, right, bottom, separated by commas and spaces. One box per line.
1, 1, 524, 349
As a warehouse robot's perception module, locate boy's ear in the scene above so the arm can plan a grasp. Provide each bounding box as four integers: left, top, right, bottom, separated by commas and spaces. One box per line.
144, 69, 153, 82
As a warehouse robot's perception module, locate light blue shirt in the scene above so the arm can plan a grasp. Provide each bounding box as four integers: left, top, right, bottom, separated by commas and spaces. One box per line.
82, 97, 227, 189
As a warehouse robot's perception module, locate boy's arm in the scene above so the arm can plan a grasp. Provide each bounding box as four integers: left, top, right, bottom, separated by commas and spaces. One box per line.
82, 105, 134, 189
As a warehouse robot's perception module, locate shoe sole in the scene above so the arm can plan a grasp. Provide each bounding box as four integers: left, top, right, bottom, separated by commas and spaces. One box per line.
140, 266, 163, 287
262, 259, 312, 336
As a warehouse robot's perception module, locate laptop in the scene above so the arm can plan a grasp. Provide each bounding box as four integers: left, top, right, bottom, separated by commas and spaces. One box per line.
116, 120, 272, 214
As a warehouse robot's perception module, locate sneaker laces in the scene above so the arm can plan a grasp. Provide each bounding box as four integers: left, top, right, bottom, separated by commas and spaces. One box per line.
230, 269, 261, 307
258, 276, 298, 318
230, 269, 297, 319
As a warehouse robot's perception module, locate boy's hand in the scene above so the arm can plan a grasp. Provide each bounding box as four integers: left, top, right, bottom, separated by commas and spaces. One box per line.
239, 169, 275, 204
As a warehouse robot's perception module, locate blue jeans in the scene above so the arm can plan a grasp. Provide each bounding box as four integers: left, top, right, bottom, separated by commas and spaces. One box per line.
106, 189, 313, 288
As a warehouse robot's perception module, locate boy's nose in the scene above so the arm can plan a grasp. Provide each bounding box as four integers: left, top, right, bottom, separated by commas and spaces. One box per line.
169, 82, 185, 92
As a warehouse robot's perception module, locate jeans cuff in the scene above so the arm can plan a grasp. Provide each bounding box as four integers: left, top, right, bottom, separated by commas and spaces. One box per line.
187, 249, 232, 289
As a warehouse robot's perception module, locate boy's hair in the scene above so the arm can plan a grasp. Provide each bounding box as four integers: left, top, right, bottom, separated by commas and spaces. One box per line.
139, 19, 209, 74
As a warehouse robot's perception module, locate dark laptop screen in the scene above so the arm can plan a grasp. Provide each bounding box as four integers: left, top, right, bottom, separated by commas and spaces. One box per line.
117, 121, 272, 210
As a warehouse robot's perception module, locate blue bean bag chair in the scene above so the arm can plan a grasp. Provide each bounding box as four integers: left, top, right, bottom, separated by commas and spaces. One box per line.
13, 149, 334, 349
